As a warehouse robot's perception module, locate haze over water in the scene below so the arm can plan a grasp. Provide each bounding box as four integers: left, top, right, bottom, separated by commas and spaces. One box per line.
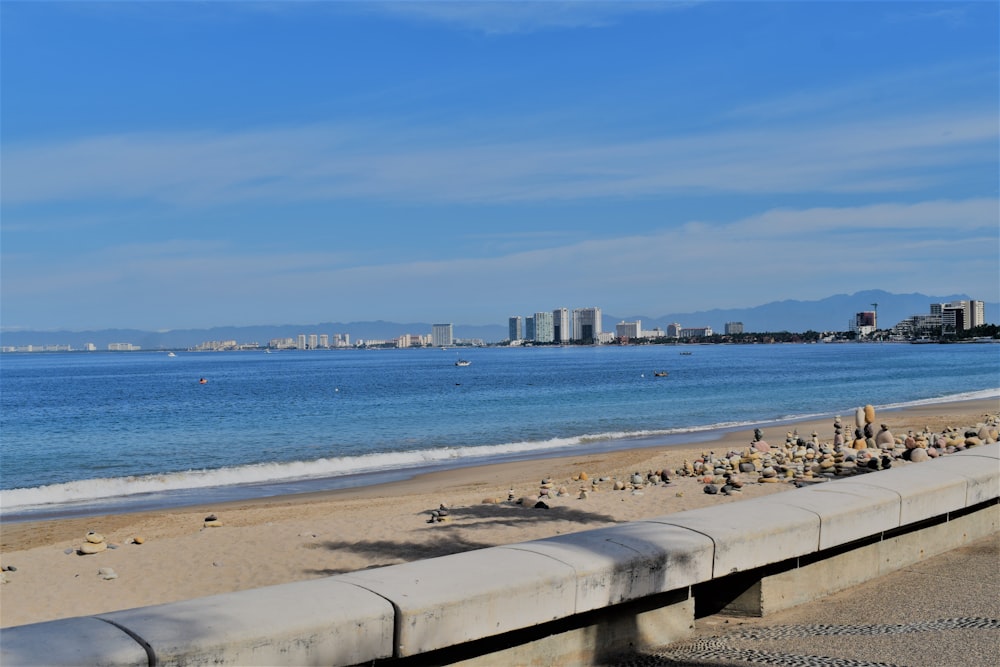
1, 343, 998, 520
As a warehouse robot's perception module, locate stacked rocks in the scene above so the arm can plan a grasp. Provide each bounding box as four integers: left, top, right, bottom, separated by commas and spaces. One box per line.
427, 504, 450, 523
78, 531, 108, 555
203, 514, 223, 528
674, 408, 999, 494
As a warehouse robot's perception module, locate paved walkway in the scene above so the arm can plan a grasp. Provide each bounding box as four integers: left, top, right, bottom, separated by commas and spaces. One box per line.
607, 532, 1000, 667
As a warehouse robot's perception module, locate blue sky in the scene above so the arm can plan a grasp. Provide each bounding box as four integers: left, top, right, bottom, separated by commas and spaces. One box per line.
2, 1, 997, 332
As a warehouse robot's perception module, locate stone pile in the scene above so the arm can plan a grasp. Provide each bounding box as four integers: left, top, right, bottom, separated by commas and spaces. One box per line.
465, 408, 998, 518
672, 405, 999, 490
78, 531, 109, 555
426, 504, 450, 524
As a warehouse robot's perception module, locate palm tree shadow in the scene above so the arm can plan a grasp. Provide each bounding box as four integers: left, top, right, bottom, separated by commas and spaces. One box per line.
302, 534, 494, 577
446, 501, 618, 529
301, 502, 619, 576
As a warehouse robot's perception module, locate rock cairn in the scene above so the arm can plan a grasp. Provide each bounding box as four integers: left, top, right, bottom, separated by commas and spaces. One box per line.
426, 504, 451, 523
464, 407, 998, 518
78, 531, 109, 555
671, 406, 999, 488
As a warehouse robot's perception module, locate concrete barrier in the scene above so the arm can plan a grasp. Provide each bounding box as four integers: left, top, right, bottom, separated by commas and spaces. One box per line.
2, 442, 997, 666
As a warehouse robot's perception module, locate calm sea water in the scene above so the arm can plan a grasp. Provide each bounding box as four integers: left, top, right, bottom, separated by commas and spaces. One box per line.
2, 343, 998, 519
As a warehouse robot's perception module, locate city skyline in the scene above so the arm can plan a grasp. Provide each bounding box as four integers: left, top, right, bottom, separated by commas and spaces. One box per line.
2, 2, 998, 332
3, 291, 992, 353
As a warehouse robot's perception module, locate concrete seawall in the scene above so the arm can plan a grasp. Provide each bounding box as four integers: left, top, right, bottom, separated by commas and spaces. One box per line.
3, 443, 998, 666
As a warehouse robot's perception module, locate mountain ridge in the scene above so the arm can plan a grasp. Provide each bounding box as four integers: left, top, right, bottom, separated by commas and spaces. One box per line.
2, 290, 994, 349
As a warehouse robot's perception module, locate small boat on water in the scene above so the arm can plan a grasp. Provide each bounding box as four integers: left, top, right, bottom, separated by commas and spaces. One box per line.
167, 352, 176, 357
653, 370, 668, 377
455, 359, 471, 367
679, 351, 693, 356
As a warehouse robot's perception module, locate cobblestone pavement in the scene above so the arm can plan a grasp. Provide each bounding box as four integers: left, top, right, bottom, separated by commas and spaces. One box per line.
603, 534, 1000, 667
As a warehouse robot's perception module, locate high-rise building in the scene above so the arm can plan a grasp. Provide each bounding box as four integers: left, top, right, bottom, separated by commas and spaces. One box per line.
971, 300, 985, 328
667, 323, 682, 338
572, 307, 602, 343
725, 322, 744, 335
553, 308, 570, 343
615, 320, 641, 339
533, 312, 554, 343
431, 323, 453, 347
680, 327, 713, 338
941, 300, 987, 332
853, 312, 877, 337
525, 316, 536, 342
508, 316, 523, 342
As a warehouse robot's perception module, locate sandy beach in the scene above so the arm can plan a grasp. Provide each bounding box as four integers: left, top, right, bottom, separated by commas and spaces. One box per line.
1, 397, 997, 629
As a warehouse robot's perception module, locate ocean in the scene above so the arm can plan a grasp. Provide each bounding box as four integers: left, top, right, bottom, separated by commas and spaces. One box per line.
1, 343, 998, 520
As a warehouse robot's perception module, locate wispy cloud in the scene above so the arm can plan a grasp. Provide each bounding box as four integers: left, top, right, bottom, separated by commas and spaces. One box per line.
4, 198, 995, 329
358, 0, 692, 35
4, 108, 995, 209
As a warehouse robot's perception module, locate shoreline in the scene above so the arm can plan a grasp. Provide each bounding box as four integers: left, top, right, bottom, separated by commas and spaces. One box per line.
4, 390, 998, 523
1, 396, 997, 628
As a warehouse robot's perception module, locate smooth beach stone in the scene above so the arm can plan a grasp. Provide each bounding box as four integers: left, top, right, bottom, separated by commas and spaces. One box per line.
752, 440, 771, 453
761, 466, 777, 478
739, 462, 755, 473
873, 425, 893, 446
855, 407, 866, 429
864, 404, 875, 424
79, 542, 107, 555
98, 567, 118, 580
853, 439, 867, 450
926, 447, 940, 458
703, 484, 719, 495
85, 532, 104, 544
965, 437, 983, 447
909, 448, 929, 462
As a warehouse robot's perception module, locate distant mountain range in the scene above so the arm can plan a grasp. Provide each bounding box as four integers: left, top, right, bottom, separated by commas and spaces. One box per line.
618, 289, 997, 337
2, 290, 995, 349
